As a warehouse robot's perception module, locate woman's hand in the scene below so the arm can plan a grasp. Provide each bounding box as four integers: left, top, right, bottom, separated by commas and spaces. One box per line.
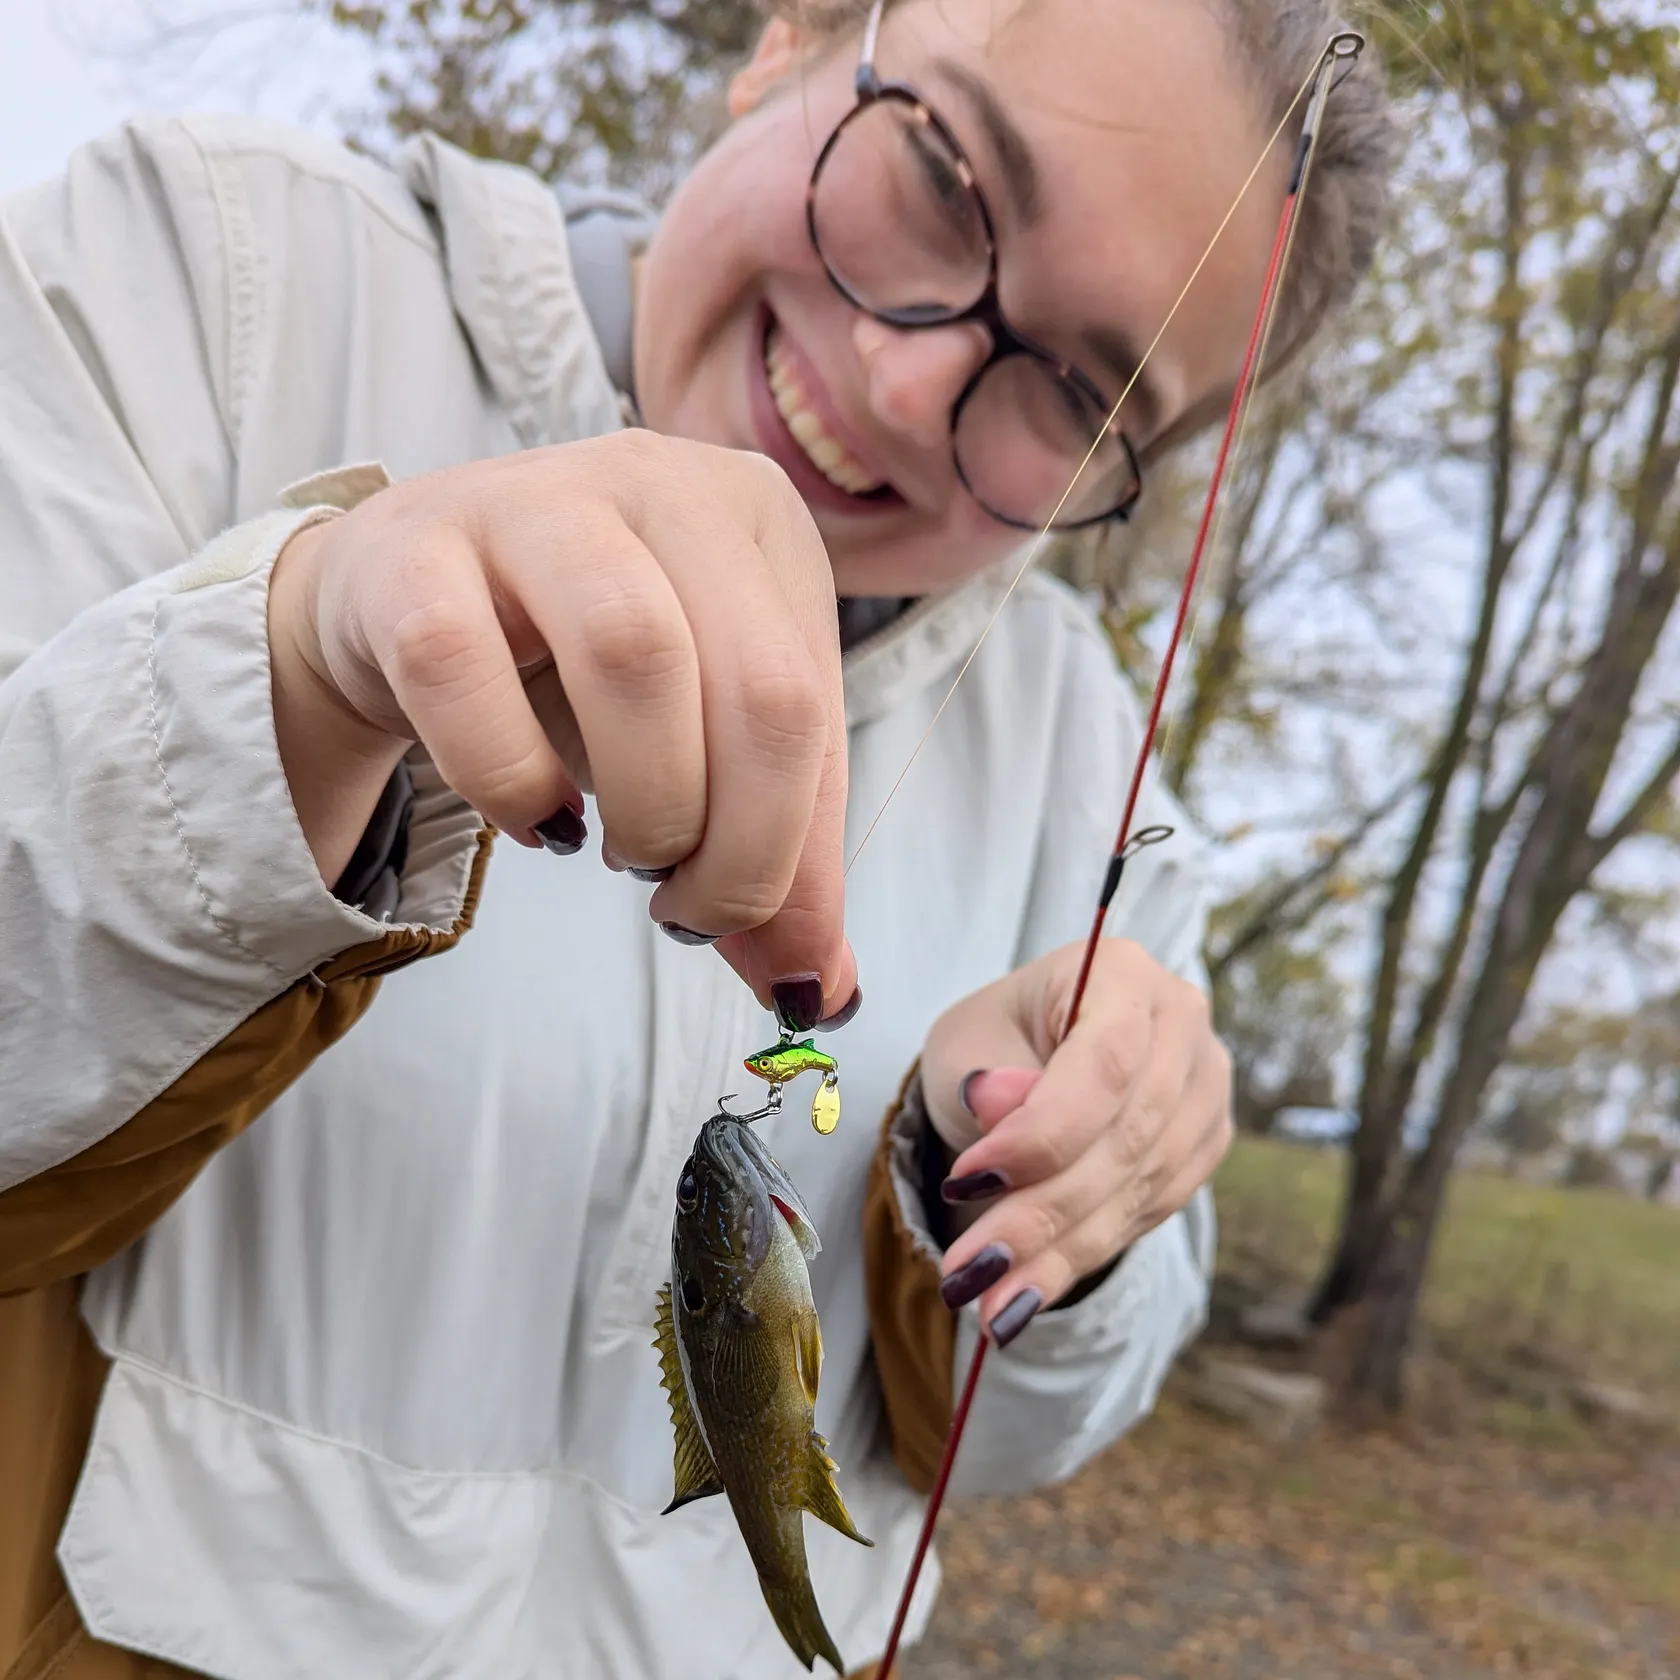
267, 431, 855, 1017
919, 938, 1232, 1343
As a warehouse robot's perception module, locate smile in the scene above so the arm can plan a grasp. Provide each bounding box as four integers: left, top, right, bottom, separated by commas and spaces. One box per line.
762, 321, 886, 497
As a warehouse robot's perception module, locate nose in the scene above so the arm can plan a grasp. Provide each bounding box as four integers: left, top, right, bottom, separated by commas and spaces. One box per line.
853, 315, 991, 453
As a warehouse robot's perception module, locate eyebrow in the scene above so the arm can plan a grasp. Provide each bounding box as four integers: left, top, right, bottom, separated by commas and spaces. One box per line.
927, 57, 1164, 442
930, 58, 1043, 226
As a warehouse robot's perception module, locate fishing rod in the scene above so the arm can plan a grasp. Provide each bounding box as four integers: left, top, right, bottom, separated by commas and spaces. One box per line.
867, 32, 1365, 1679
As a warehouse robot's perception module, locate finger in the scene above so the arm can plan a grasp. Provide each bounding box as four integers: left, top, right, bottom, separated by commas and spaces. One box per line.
937, 1069, 1042, 1216
945, 994, 1159, 1190
963, 1067, 1042, 1133
919, 973, 1040, 1145
507, 516, 707, 870
713, 670, 850, 1012
369, 538, 581, 836
638, 453, 851, 1004
522, 666, 591, 791
634, 529, 826, 925
718, 454, 851, 1011
976, 1046, 1233, 1320
940, 1018, 1208, 1293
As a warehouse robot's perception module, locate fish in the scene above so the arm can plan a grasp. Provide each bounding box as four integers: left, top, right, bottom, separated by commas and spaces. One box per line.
743, 1039, 842, 1134
654, 1114, 872, 1673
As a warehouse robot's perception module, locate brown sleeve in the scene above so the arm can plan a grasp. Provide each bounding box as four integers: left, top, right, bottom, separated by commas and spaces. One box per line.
860, 1065, 957, 1496
0, 1282, 206, 1680
0, 829, 493, 1298
0, 833, 492, 1680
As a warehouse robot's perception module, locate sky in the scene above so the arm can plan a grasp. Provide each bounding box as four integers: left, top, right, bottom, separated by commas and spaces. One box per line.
0, 0, 370, 198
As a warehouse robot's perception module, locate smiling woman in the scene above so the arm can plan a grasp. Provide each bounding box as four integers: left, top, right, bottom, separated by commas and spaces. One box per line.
0, 1, 1388, 1677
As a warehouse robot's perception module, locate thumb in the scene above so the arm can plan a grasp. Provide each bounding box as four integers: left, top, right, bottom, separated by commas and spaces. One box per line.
922, 979, 1045, 1150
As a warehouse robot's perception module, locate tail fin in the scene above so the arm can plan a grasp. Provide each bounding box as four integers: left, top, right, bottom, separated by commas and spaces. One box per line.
760, 1571, 846, 1675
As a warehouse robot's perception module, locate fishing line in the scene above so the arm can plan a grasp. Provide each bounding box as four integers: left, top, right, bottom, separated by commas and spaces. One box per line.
1151, 57, 1334, 784
869, 35, 1362, 1680
841, 46, 1331, 879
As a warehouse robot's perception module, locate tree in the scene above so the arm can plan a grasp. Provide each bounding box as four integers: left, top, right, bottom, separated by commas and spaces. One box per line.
313, 0, 763, 196
1304, 0, 1680, 1404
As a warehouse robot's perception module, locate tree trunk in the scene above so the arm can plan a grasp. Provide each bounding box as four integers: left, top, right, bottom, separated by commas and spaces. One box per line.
1309, 1123, 1400, 1320
1343, 1161, 1451, 1407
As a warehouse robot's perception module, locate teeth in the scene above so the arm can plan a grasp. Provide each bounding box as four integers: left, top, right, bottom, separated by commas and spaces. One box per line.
764, 327, 883, 496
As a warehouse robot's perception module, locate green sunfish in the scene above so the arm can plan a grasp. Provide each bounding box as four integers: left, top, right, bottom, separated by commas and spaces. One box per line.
654, 1114, 872, 1673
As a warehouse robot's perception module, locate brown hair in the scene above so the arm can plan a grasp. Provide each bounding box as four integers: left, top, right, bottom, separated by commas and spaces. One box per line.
766, 0, 1392, 389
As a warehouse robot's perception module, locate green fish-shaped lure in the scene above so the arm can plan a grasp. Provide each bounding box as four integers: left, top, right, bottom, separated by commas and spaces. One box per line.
744, 1038, 841, 1134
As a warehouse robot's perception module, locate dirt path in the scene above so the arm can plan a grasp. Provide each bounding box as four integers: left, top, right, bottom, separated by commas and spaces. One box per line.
900, 1378, 1679, 1680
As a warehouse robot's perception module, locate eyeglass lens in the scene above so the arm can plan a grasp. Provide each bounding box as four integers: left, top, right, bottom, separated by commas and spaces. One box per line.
809, 95, 1140, 529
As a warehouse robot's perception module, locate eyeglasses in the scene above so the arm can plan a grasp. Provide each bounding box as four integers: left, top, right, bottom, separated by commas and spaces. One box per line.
805, 0, 1144, 532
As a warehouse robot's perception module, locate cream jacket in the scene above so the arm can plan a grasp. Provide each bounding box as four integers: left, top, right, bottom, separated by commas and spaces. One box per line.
0, 118, 1215, 1680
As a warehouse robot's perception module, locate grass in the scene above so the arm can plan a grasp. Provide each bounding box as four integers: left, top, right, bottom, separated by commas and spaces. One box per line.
1212, 1135, 1680, 1398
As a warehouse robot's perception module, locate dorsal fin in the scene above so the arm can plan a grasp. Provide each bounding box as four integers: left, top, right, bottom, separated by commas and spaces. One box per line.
801, 1428, 873, 1548
653, 1285, 723, 1513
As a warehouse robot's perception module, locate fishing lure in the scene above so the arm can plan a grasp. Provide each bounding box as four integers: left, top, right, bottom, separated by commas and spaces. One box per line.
741, 1032, 842, 1135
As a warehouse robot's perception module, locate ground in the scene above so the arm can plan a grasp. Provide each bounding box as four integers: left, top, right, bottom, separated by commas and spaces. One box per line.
900, 1139, 1680, 1680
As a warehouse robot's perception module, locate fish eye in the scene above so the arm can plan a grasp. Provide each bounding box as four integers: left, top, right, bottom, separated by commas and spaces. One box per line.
681, 1275, 705, 1314
677, 1170, 698, 1210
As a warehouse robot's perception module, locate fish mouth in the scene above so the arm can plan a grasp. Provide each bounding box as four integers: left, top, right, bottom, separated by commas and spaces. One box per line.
695, 1115, 822, 1263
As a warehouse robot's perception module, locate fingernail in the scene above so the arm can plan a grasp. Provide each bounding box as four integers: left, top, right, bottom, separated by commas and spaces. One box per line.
659, 922, 718, 946
771, 973, 825, 1034
958, 1069, 988, 1116
534, 804, 587, 856
629, 865, 676, 883
941, 1168, 1010, 1205
814, 984, 862, 1032
939, 1242, 1013, 1311
990, 1287, 1043, 1348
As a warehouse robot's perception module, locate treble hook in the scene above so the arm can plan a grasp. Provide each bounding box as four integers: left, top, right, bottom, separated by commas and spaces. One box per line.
716, 1089, 783, 1125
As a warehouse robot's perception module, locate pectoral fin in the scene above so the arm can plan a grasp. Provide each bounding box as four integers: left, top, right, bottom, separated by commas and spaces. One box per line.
802, 1430, 874, 1548
792, 1309, 823, 1410
654, 1285, 724, 1513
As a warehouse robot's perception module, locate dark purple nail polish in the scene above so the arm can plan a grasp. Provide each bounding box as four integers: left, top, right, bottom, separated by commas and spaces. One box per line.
941, 1168, 1010, 1205
535, 804, 587, 856
939, 1242, 1013, 1311
990, 1287, 1043, 1348
659, 922, 718, 946
814, 984, 862, 1032
958, 1069, 987, 1117
629, 865, 676, 883
771, 973, 825, 1034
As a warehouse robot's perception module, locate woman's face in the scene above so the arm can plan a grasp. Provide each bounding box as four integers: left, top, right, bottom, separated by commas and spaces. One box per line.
635, 0, 1286, 598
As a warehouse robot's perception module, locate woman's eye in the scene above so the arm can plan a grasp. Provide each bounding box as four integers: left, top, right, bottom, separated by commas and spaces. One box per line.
677, 1170, 698, 1209
907, 126, 970, 224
